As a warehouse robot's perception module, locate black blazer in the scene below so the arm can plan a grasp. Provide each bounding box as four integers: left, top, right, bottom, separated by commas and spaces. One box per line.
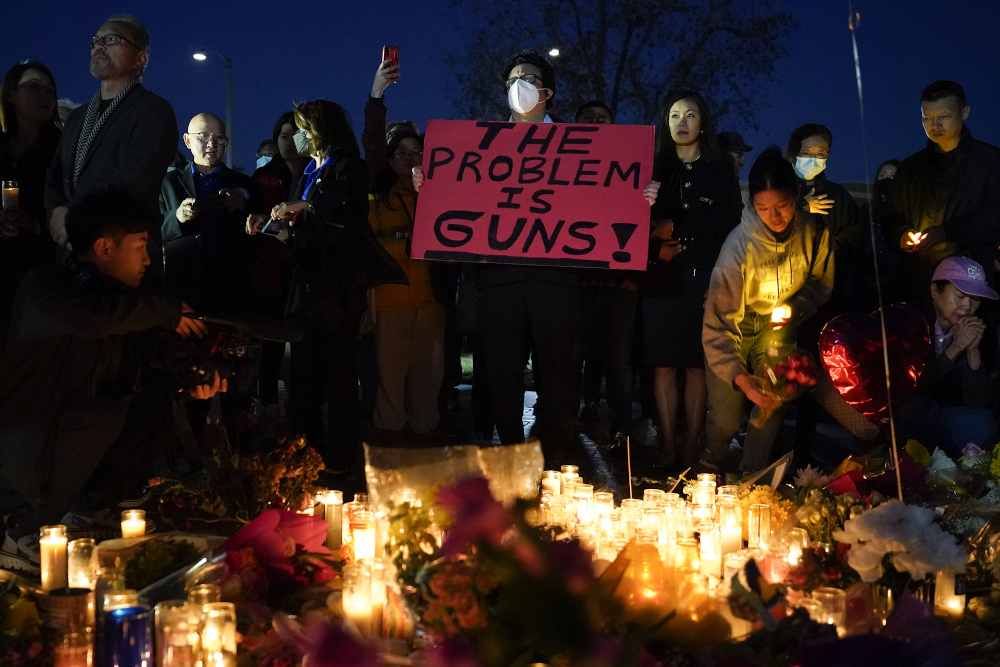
158, 163, 256, 313
45, 83, 177, 217
288, 154, 406, 328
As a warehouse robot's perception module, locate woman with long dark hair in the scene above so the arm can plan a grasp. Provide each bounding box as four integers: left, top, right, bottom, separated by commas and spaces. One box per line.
644, 88, 742, 467
250, 99, 405, 472
0, 60, 60, 347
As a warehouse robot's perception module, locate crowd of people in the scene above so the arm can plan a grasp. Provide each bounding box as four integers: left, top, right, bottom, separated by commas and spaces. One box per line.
1, 14, 999, 559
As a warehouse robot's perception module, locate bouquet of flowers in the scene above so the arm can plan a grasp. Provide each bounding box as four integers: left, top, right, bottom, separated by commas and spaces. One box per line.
750, 348, 820, 427
795, 488, 862, 547
787, 544, 859, 593
832, 500, 967, 584
154, 421, 326, 530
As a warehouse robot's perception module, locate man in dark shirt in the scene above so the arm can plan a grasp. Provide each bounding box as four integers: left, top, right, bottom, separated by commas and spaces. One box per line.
885, 80, 1000, 299
0, 192, 223, 564
45, 15, 177, 279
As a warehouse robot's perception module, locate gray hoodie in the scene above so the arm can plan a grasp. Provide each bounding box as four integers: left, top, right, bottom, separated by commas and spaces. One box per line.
702, 205, 833, 384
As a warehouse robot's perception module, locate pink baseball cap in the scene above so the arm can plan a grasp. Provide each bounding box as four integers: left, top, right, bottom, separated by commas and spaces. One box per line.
932, 256, 999, 300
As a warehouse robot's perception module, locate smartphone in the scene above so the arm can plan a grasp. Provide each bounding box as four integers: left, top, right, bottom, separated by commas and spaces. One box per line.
382, 45, 399, 68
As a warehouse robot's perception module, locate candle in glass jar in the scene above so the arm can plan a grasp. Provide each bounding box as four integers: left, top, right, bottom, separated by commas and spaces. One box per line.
54, 629, 93, 667
747, 504, 770, 549
675, 535, 700, 574
785, 527, 809, 566
67, 538, 97, 589
720, 526, 742, 557
700, 528, 722, 578
120, 510, 146, 538
811, 587, 847, 636
541, 471, 561, 496
934, 567, 966, 620
200, 602, 237, 666
692, 480, 716, 506
1, 181, 18, 210
40, 525, 68, 591
319, 490, 343, 551
573, 483, 594, 525
187, 583, 221, 607
717, 497, 742, 556
342, 563, 372, 635
368, 559, 387, 637
351, 510, 376, 561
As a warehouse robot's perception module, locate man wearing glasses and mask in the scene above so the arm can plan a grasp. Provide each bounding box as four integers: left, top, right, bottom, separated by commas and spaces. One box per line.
45, 14, 177, 282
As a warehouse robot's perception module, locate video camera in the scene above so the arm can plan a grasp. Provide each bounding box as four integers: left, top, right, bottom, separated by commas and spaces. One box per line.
150, 314, 303, 394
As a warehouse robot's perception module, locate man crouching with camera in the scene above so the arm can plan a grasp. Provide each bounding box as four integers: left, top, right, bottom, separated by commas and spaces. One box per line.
0, 190, 226, 566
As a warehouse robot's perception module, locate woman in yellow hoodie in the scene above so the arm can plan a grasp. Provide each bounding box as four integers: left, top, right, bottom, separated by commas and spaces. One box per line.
368, 128, 444, 438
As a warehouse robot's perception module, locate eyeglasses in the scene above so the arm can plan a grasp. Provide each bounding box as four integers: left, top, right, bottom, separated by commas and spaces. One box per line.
189, 133, 229, 145
505, 73, 543, 89
394, 150, 423, 160
88, 33, 140, 49
15, 80, 56, 96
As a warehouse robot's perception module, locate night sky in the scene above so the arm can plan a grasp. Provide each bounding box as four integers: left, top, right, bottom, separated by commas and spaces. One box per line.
4, 0, 998, 185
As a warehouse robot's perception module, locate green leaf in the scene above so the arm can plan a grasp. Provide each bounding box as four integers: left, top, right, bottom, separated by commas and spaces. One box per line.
905, 439, 931, 466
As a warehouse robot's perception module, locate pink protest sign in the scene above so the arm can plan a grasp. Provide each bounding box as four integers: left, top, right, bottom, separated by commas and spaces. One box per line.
411, 119, 654, 270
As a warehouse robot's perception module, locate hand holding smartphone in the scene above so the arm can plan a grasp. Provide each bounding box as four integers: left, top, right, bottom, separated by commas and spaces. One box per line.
382, 45, 399, 68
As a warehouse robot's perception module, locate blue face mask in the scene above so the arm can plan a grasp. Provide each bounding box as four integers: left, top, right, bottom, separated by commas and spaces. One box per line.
794, 156, 827, 181
256, 155, 273, 169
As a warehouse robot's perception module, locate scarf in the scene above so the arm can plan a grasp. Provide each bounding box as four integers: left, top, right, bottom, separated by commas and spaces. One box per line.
72, 80, 139, 185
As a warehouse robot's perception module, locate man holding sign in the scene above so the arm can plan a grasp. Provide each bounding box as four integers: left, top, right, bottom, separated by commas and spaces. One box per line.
412, 49, 658, 463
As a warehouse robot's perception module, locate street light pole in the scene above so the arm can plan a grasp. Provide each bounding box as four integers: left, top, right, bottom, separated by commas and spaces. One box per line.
193, 50, 234, 168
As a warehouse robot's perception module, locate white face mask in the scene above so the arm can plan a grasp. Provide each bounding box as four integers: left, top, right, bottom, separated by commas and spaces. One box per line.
256, 155, 272, 169
507, 78, 547, 115
293, 129, 311, 157
794, 156, 827, 181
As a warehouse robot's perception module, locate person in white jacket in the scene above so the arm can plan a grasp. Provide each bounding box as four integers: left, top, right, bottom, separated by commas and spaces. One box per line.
700, 147, 875, 473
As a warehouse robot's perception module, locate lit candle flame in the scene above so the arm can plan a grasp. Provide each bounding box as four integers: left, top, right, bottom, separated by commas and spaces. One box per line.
907, 230, 928, 246
771, 306, 791, 324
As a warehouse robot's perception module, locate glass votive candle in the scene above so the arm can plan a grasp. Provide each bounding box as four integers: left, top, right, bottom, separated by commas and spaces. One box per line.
353, 493, 370, 507
561, 473, 580, 496
675, 534, 700, 574
643, 488, 665, 507
573, 483, 595, 525
54, 629, 93, 667
692, 481, 716, 506
761, 544, 790, 584
798, 597, 824, 623
642, 507, 664, 536
785, 527, 810, 567
934, 567, 966, 621
342, 501, 363, 546
200, 602, 237, 665
317, 489, 344, 551
120, 510, 146, 538
342, 563, 372, 635
812, 587, 847, 636
40, 524, 68, 591
594, 491, 614, 521
700, 527, 723, 578
560, 464, 579, 475
156, 600, 198, 667
351, 509, 377, 561
367, 559, 387, 637
620, 508, 641, 542
187, 584, 221, 608
717, 485, 738, 497
629, 532, 664, 605
67, 538, 97, 589
747, 504, 771, 549
541, 471, 561, 496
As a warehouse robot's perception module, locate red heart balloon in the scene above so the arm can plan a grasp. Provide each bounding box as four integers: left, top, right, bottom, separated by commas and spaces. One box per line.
818, 304, 930, 431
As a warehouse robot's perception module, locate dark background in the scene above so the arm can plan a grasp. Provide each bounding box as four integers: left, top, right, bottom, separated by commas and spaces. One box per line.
4, 0, 998, 184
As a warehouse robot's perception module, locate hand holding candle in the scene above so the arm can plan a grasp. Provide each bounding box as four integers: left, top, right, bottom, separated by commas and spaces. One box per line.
771, 305, 792, 329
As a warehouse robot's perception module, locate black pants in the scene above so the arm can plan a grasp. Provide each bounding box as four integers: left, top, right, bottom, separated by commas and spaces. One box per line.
476, 280, 581, 457
15, 383, 171, 536
288, 314, 362, 470
576, 283, 637, 431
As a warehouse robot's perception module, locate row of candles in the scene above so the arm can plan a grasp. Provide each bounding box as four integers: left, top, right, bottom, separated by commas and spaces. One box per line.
539, 466, 967, 633
40, 511, 147, 593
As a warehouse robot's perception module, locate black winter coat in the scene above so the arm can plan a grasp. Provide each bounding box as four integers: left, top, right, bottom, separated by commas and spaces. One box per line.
287, 154, 406, 329
646, 154, 742, 297
885, 126, 1000, 279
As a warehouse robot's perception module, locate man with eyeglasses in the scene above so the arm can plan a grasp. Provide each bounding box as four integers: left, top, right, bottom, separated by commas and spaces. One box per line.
160, 112, 255, 446
45, 14, 177, 283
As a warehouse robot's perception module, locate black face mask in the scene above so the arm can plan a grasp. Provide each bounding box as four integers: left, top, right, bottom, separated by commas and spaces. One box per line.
873, 178, 892, 202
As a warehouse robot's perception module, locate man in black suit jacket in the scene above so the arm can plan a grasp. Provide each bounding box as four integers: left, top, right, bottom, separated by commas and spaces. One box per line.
160, 112, 255, 315
44, 15, 177, 276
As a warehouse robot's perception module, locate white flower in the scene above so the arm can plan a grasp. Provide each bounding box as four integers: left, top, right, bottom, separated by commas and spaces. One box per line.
793, 465, 830, 489
928, 448, 958, 475
834, 500, 967, 583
